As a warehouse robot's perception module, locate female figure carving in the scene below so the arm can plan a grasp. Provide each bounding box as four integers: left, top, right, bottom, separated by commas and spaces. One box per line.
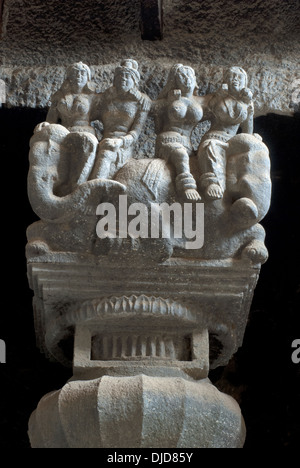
46, 62, 96, 135
154, 64, 211, 201
198, 66, 254, 200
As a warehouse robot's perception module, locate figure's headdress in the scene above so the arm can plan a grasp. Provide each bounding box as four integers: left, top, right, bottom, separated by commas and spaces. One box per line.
114, 59, 140, 86
158, 63, 198, 99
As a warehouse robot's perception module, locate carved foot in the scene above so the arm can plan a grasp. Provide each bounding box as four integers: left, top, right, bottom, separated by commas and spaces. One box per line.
205, 183, 223, 200
185, 188, 202, 201
231, 197, 258, 225
241, 240, 269, 264
175, 173, 199, 202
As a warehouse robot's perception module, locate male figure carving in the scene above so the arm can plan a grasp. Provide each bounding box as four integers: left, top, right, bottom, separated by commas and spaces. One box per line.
90, 59, 151, 180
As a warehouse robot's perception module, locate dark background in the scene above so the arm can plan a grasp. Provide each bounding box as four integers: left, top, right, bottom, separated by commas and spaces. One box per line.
0, 107, 299, 448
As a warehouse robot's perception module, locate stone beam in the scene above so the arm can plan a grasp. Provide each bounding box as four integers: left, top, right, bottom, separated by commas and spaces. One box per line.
140, 0, 163, 40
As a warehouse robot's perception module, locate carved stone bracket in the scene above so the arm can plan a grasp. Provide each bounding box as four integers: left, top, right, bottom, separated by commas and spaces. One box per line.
27, 258, 253, 448
26, 59, 271, 448
28, 257, 259, 373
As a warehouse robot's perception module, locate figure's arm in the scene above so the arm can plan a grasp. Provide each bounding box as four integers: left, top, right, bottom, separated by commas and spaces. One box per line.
167, 89, 181, 102
197, 93, 213, 109
121, 94, 152, 148
240, 88, 254, 135
46, 91, 61, 124
196, 93, 215, 121
89, 92, 104, 123
151, 97, 167, 136
46, 102, 59, 124
150, 97, 165, 115
241, 102, 254, 134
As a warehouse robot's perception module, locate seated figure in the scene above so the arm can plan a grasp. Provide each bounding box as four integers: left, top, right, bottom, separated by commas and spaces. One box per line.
46, 61, 96, 136
89, 59, 151, 180
25, 60, 271, 266
153, 63, 209, 201
198, 66, 254, 200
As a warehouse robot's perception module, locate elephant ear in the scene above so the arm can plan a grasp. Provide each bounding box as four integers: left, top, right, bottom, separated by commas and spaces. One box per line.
27, 124, 100, 222
29, 123, 69, 168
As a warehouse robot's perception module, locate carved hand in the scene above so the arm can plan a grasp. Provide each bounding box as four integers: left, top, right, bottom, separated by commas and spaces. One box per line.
102, 138, 123, 151
240, 87, 253, 104
247, 101, 255, 116
121, 134, 135, 148
140, 95, 152, 112
168, 89, 182, 102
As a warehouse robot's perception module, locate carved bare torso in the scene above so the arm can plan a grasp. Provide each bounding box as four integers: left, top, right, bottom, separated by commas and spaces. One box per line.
101, 97, 141, 138
56, 93, 92, 128
208, 91, 252, 137
154, 84, 205, 201
162, 95, 204, 137
47, 89, 95, 135
89, 79, 151, 180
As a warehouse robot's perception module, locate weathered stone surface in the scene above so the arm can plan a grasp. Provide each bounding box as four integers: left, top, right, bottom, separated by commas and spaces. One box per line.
28, 375, 246, 448
25, 61, 271, 263
1, 1, 299, 66
0, 62, 298, 117
0, 1, 299, 115
27, 259, 260, 372
25, 58, 272, 447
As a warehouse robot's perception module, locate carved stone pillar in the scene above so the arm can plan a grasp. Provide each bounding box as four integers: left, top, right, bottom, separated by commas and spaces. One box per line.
26, 61, 271, 448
